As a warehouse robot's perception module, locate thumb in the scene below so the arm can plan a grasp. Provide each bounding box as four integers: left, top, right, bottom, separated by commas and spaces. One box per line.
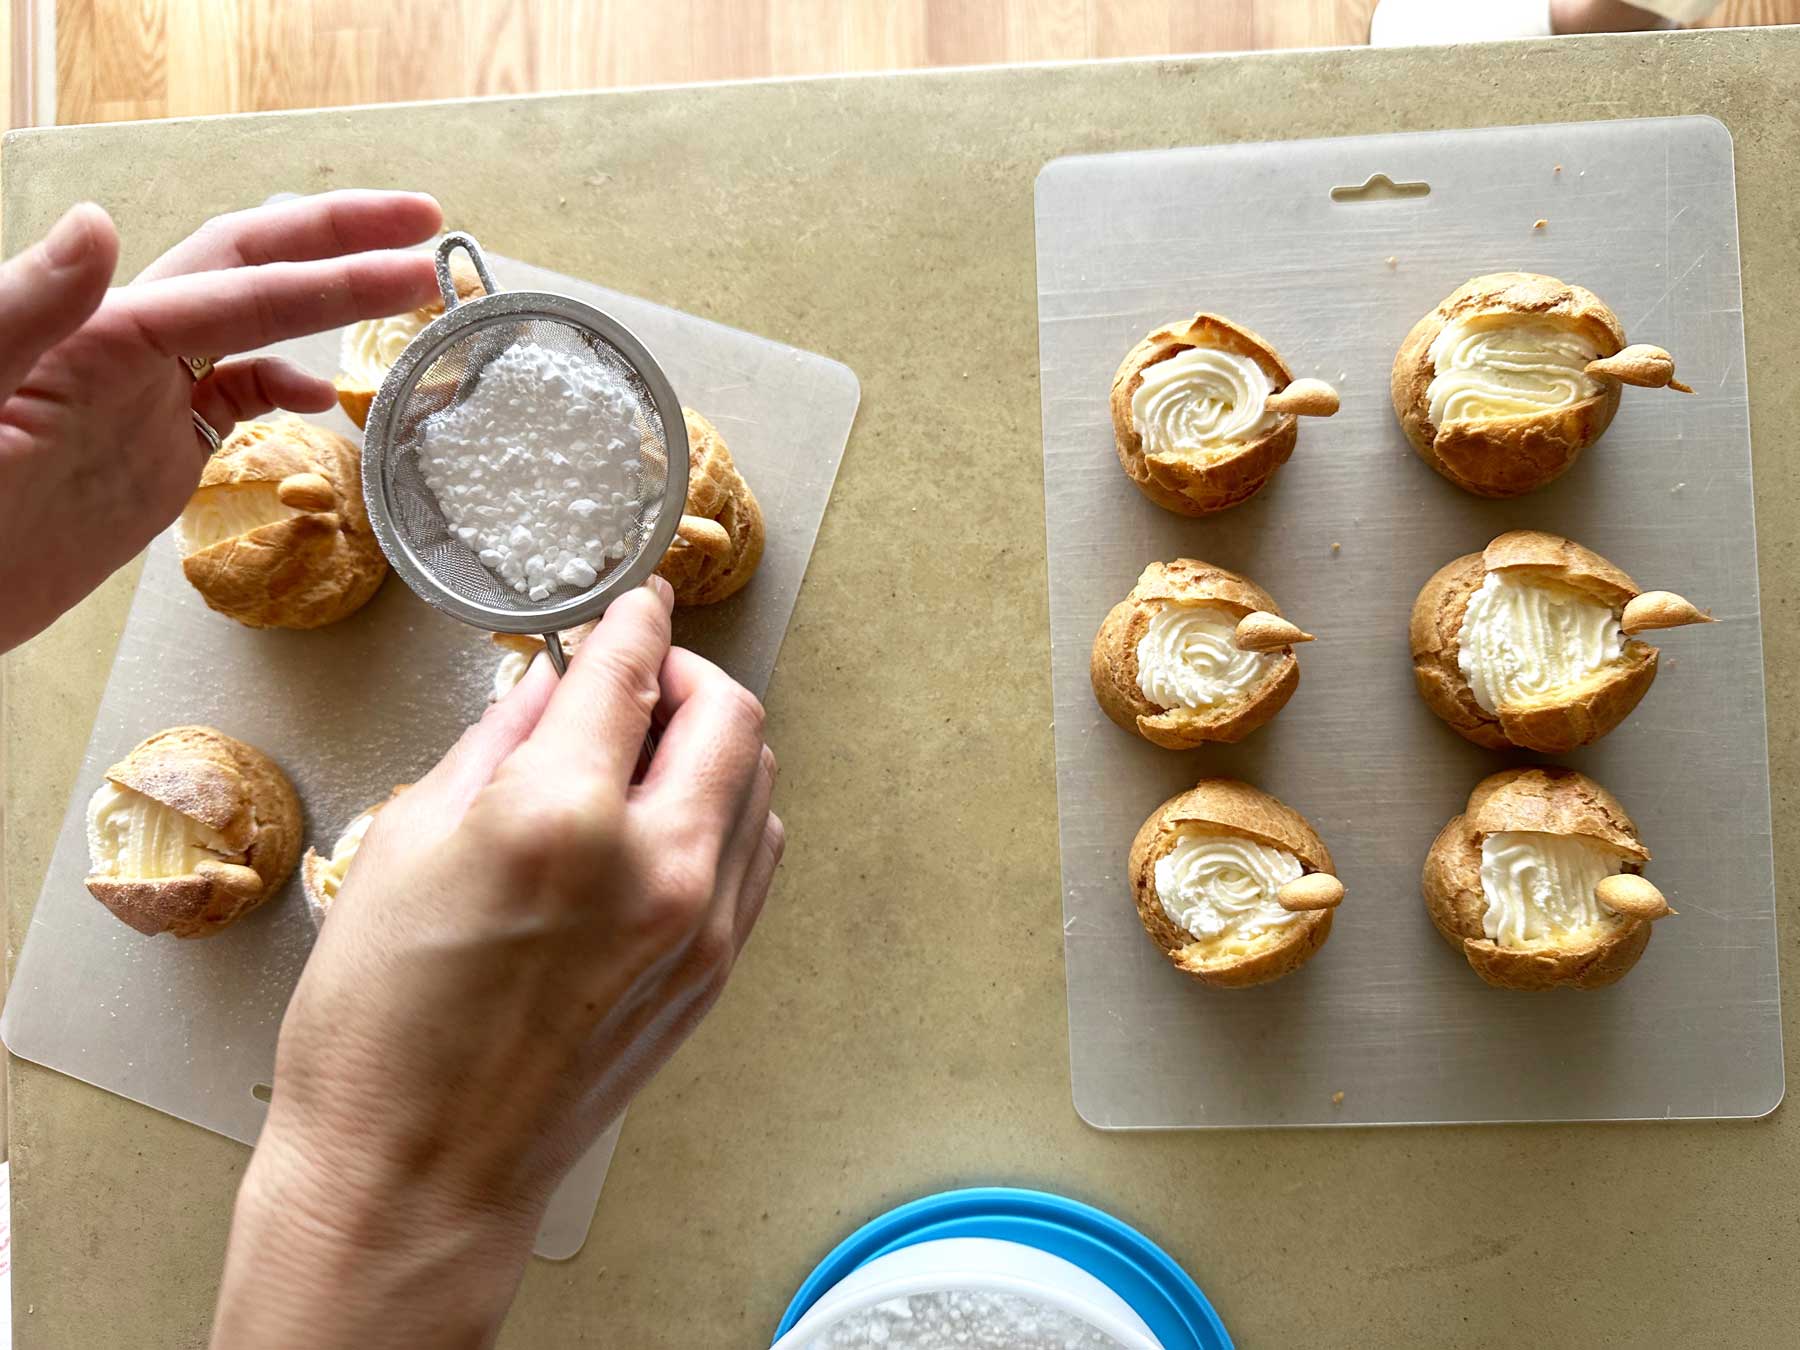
0, 202, 119, 400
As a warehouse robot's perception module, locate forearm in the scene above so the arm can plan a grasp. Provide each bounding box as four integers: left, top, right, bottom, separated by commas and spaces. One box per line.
212, 1124, 535, 1350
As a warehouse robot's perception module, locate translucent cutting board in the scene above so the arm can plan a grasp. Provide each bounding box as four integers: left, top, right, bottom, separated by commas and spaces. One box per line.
1036, 117, 1781, 1128
1, 251, 859, 1256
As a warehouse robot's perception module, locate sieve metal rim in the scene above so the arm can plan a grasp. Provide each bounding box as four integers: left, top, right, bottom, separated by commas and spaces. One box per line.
360, 235, 689, 640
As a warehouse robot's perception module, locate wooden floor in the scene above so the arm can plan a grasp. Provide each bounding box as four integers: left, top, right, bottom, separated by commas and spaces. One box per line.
41, 0, 1800, 127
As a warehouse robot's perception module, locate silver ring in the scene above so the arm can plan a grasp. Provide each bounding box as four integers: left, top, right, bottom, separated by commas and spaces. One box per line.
180, 355, 215, 383
191, 409, 222, 455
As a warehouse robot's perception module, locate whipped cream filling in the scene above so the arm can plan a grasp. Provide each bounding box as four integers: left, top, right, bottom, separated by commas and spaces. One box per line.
1154, 832, 1303, 944
1456, 571, 1624, 715
87, 782, 234, 880
316, 807, 378, 909
492, 645, 538, 702
176, 484, 303, 556
1479, 830, 1625, 948
340, 306, 438, 388
1427, 315, 1603, 426
1131, 345, 1277, 457
1135, 602, 1274, 711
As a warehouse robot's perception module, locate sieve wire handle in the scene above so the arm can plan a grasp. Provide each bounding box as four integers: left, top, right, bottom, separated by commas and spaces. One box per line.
543, 630, 568, 676
435, 232, 500, 312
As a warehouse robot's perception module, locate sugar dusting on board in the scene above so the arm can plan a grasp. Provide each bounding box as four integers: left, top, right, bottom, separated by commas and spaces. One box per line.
802, 1290, 1126, 1348
417, 341, 645, 602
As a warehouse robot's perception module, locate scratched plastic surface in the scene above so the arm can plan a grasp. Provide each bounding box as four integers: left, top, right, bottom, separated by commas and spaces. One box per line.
1, 252, 859, 1256
1035, 118, 1781, 1128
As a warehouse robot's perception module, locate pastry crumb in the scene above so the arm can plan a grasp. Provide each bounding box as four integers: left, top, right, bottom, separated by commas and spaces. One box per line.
1331, 542, 1341, 553
1331, 1090, 1345, 1106
1385, 255, 1398, 268
1554, 163, 1563, 174
1533, 218, 1548, 230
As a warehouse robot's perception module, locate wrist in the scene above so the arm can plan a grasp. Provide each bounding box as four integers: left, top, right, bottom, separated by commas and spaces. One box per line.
212, 1117, 536, 1350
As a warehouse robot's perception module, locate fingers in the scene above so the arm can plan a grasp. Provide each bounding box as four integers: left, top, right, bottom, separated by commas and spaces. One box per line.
0, 203, 119, 399
529, 580, 676, 787
408, 653, 560, 820
713, 743, 777, 908
137, 190, 443, 282
116, 250, 440, 360
637, 646, 766, 799
734, 815, 786, 950
191, 357, 337, 437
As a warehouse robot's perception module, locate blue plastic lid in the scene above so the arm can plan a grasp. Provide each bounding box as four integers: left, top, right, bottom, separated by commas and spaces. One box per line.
773, 1186, 1231, 1349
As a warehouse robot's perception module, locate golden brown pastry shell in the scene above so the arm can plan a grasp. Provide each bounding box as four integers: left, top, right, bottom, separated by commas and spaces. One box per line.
1409, 529, 1658, 753
654, 408, 765, 606
1421, 767, 1654, 991
85, 726, 302, 939
1391, 272, 1626, 498
334, 265, 486, 428
179, 417, 387, 630
1090, 559, 1300, 749
1127, 779, 1337, 988
1109, 313, 1300, 516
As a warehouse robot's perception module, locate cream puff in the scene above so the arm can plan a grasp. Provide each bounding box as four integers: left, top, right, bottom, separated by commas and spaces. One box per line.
85, 726, 302, 938
1091, 560, 1311, 749
301, 786, 407, 928
1411, 530, 1713, 753
176, 417, 386, 629
1128, 779, 1344, 988
1423, 767, 1673, 991
1110, 313, 1339, 516
334, 262, 485, 428
1392, 272, 1689, 497
653, 408, 765, 606
488, 621, 599, 701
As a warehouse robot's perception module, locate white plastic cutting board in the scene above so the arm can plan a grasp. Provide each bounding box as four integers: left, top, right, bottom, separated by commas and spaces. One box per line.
1036, 117, 1782, 1128
1, 252, 859, 1257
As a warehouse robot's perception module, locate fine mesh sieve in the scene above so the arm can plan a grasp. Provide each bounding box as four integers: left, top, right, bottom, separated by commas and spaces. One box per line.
362, 233, 688, 674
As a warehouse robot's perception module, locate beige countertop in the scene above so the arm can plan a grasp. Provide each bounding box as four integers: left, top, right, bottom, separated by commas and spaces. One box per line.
5, 27, 1798, 1348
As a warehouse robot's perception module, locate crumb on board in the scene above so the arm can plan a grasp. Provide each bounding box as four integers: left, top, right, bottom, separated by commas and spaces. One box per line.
1672, 482, 1686, 493
1554, 163, 1564, 174
1385, 256, 1398, 268
1533, 218, 1548, 230
1332, 1091, 1345, 1106
1331, 542, 1341, 553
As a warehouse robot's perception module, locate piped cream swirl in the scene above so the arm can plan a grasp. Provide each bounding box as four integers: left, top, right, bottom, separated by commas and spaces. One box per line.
1479, 831, 1625, 948
1456, 571, 1624, 715
340, 306, 440, 388
1135, 603, 1274, 710
86, 783, 233, 880
1132, 346, 1276, 457
1426, 315, 1602, 426
1154, 833, 1303, 943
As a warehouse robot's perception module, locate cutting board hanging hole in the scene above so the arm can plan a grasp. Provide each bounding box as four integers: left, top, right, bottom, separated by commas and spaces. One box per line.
1330, 173, 1430, 203
251, 1082, 273, 1104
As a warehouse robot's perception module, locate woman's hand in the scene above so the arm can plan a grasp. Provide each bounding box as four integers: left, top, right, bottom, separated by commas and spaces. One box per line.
212, 579, 783, 1349
0, 191, 443, 651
